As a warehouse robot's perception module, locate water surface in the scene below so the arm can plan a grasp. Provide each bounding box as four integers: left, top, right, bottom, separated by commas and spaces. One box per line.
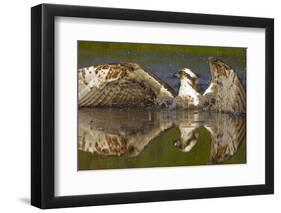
78, 108, 246, 170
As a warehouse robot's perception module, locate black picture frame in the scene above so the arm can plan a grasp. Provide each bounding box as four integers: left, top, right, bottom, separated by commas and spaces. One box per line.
31, 3, 274, 209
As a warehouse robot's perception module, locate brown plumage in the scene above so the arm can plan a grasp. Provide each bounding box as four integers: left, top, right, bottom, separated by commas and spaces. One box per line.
172, 111, 246, 164
79, 108, 246, 162
203, 57, 246, 113
78, 59, 246, 114
206, 113, 246, 164
78, 63, 175, 107
78, 108, 173, 157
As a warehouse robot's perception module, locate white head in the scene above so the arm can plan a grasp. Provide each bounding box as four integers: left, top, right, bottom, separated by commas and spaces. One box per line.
176, 68, 199, 88
181, 68, 198, 79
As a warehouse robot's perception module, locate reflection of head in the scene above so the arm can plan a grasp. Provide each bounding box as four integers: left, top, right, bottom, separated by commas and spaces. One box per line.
173, 126, 199, 153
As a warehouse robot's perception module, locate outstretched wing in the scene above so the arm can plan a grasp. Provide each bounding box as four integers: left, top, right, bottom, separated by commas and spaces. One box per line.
203, 57, 246, 113
78, 63, 176, 107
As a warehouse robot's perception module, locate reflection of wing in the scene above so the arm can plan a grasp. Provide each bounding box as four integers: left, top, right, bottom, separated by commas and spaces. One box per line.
204, 114, 246, 164
203, 57, 246, 113
78, 63, 176, 107
78, 108, 173, 157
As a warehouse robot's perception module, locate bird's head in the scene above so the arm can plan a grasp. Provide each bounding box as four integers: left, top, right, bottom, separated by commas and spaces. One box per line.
175, 68, 199, 88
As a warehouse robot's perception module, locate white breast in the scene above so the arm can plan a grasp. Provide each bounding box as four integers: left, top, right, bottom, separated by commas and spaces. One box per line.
178, 78, 201, 106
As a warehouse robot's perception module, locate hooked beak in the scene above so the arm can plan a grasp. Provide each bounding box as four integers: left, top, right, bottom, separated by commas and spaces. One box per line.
174, 72, 180, 78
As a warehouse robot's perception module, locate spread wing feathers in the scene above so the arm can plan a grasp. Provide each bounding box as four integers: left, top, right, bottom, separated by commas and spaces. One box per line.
204, 114, 246, 164
78, 63, 176, 107
203, 58, 246, 113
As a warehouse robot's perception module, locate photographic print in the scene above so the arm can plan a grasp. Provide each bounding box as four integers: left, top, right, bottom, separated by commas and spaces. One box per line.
31, 4, 273, 208
78, 41, 246, 170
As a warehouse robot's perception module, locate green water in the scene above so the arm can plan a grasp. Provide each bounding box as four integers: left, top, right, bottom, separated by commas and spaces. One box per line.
77, 41, 246, 170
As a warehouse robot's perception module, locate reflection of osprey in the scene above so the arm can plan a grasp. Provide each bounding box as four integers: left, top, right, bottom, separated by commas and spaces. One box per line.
78, 109, 246, 163
78, 57, 246, 113
173, 112, 246, 164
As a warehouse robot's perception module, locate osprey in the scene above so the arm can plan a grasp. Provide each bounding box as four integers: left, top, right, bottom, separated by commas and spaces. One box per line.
78, 57, 246, 113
